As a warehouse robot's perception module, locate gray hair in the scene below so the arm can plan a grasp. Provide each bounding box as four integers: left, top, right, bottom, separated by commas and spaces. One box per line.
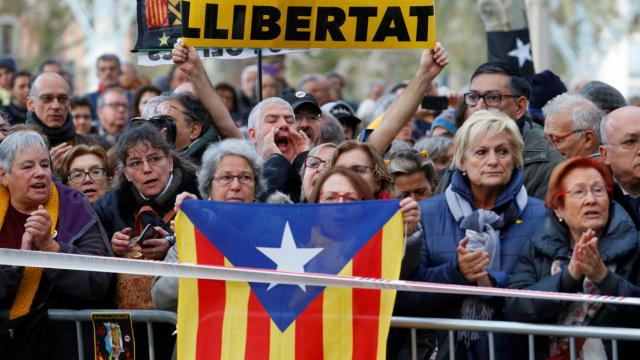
298, 74, 325, 91
386, 140, 412, 158
414, 136, 453, 161
115, 122, 171, 164
600, 114, 611, 145
318, 110, 345, 145
142, 94, 171, 119
96, 53, 121, 69
197, 139, 265, 199
299, 143, 338, 180
241, 65, 257, 84
387, 149, 436, 186
97, 87, 129, 109
543, 93, 603, 142
247, 97, 293, 132
0, 131, 49, 171
299, 143, 338, 201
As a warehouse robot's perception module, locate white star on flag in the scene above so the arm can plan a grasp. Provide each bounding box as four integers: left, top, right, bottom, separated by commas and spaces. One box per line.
257, 222, 323, 292
508, 38, 532, 68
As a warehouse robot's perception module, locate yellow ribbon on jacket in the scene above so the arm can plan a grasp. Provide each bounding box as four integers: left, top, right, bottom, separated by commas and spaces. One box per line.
0, 182, 59, 319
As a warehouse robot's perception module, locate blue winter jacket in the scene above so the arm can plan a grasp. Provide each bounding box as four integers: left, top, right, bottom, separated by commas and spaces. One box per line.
396, 169, 546, 359
401, 169, 546, 314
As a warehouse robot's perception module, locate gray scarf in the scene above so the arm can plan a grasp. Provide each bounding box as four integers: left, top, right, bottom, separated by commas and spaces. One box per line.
445, 184, 528, 344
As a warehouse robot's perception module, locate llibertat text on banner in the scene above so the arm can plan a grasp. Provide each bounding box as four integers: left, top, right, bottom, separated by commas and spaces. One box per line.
181, 0, 436, 50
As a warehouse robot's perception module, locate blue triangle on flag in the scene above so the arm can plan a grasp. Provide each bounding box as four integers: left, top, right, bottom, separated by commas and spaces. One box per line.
181, 200, 399, 332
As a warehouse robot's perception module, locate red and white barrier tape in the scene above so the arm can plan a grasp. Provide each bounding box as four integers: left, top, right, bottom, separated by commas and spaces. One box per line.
0, 248, 637, 306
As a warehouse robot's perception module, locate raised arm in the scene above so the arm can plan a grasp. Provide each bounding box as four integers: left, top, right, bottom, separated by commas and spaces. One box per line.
367, 43, 449, 154
172, 39, 243, 139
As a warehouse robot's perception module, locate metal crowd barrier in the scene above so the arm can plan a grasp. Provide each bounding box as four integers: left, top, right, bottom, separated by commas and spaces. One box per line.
391, 317, 640, 360
12, 310, 640, 360
47, 309, 176, 360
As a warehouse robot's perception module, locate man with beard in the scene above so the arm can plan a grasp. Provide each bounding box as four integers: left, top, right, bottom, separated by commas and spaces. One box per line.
247, 97, 310, 202
25, 72, 99, 175
281, 91, 321, 145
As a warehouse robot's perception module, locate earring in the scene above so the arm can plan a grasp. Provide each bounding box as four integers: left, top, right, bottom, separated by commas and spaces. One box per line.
462, 171, 467, 177
558, 217, 564, 222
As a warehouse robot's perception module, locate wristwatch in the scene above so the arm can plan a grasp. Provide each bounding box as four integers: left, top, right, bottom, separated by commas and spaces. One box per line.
164, 234, 176, 247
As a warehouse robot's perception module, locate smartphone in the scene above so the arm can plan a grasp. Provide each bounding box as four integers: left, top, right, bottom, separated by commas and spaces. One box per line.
421, 95, 449, 110
137, 224, 159, 246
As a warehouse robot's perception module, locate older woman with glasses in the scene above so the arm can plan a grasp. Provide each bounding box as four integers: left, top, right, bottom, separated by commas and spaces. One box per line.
93, 122, 199, 261
300, 143, 337, 202
153, 139, 265, 311
399, 110, 547, 359
60, 144, 112, 204
505, 157, 640, 359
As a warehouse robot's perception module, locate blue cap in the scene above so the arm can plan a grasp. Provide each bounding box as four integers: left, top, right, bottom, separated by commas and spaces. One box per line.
431, 109, 457, 136
431, 116, 457, 136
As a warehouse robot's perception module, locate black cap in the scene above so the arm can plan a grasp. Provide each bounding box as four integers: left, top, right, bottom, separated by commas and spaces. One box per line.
323, 101, 361, 125
0, 55, 16, 73
281, 91, 321, 114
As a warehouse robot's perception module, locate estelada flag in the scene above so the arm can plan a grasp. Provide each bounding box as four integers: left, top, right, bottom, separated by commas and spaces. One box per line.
175, 200, 404, 359
134, 0, 182, 51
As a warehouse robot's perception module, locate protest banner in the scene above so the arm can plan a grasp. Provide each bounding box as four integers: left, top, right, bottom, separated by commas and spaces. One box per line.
181, 0, 436, 50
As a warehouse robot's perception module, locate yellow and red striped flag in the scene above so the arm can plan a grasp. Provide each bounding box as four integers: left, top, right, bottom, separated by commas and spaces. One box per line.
176, 200, 404, 359
145, 0, 168, 29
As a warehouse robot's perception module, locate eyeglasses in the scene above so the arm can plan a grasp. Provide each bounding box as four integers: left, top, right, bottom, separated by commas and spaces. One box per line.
36, 94, 70, 104
104, 102, 128, 110
157, 102, 192, 119
125, 155, 166, 170
319, 191, 363, 203
398, 187, 433, 199
463, 92, 520, 106
348, 165, 374, 174
559, 185, 609, 200
213, 172, 255, 186
67, 168, 107, 184
305, 156, 328, 169
544, 130, 585, 147
296, 112, 321, 122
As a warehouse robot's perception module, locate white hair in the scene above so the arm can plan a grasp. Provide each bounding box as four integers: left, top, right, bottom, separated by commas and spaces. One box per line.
0, 131, 49, 171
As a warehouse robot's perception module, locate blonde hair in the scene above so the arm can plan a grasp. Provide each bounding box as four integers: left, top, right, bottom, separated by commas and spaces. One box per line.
451, 110, 524, 170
